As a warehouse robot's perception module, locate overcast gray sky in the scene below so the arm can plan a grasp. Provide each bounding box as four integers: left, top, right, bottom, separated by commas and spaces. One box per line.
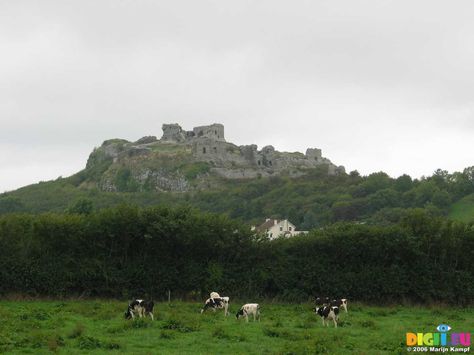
1, 0, 473, 192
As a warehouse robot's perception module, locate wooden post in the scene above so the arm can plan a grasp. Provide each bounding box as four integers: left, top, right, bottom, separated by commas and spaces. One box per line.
168, 290, 171, 304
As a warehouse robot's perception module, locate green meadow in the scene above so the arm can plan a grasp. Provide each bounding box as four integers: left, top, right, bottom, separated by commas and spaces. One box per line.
0, 301, 472, 354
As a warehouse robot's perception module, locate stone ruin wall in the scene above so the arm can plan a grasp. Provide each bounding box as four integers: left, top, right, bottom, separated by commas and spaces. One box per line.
159, 123, 345, 176
161, 123, 225, 143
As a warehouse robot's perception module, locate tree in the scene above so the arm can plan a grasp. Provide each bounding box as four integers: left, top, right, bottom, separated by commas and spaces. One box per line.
67, 199, 94, 215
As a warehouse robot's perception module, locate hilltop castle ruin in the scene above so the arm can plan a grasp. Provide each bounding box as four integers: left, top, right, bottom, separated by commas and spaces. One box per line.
158, 123, 345, 177
89, 122, 345, 192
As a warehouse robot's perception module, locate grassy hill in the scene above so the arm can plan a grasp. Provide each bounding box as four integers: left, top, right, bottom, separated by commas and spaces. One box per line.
2, 164, 474, 228
449, 193, 474, 223
1, 136, 473, 226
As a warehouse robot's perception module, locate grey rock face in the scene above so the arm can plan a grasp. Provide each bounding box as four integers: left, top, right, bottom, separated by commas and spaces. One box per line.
161, 124, 187, 142
135, 136, 157, 144
134, 168, 189, 192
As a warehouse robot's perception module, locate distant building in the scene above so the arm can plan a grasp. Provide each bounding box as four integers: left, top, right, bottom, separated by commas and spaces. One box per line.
252, 219, 308, 240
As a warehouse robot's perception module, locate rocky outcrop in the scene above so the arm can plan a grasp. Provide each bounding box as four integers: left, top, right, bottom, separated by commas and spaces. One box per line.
135, 136, 157, 144
85, 122, 345, 192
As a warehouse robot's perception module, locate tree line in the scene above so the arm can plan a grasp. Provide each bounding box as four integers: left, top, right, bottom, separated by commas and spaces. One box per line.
0, 205, 472, 304
1, 166, 473, 229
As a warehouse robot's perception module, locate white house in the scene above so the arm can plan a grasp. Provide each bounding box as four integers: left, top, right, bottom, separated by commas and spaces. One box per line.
253, 219, 308, 240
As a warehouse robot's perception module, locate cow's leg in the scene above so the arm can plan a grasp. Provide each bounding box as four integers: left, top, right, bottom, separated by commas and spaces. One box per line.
149, 312, 154, 321
321, 317, 325, 326
245, 313, 249, 323
224, 304, 228, 316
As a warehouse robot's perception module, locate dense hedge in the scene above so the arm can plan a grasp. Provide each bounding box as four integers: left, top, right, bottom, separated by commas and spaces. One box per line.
0, 206, 472, 304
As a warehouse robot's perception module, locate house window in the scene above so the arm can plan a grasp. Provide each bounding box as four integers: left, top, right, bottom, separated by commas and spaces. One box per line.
269, 161, 272, 166
257, 160, 261, 165
270, 233, 273, 238
213, 147, 217, 152
289, 226, 292, 231
279, 226, 283, 231
203, 147, 206, 154
215, 130, 217, 135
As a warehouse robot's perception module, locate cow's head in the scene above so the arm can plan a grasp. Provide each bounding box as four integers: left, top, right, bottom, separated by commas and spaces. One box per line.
235, 308, 245, 319
314, 306, 324, 317
201, 298, 215, 313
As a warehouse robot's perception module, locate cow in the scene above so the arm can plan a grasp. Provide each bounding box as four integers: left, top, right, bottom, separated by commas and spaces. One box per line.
314, 297, 348, 313
124, 299, 154, 320
314, 297, 330, 306
314, 305, 339, 328
330, 299, 348, 313
236, 303, 260, 322
201, 296, 230, 316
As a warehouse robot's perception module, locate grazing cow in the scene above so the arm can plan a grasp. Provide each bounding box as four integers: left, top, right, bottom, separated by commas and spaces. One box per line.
314, 305, 339, 328
201, 296, 230, 316
124, 299, 154, 320
314, 297, 348, 313
314, 297, 330, 306
236, 303, 260, 322
330, 299, 348, 313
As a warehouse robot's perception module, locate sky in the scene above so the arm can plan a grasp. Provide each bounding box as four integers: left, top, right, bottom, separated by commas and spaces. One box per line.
1, 0, 473, 192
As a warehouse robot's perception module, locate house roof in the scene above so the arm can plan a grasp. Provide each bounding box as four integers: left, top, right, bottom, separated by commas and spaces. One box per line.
255, 219, 277, 232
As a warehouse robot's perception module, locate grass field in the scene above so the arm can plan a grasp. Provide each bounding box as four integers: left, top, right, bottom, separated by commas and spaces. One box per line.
0, 300, 472, 354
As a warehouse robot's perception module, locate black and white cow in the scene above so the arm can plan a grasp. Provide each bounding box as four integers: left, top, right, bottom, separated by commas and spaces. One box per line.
314, 296, 330, 306
330, 299, 348, 313
314, 296, 348, 313
314, 305, 339, 328
200, 294, 230, 316
236, 303, 260, 322
124, 299, 154, 320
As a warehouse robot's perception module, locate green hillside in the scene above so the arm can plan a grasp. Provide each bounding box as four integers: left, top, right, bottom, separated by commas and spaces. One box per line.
1, 135, 473, 226
449, 193, 474, 222
2, 165, 474, 228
